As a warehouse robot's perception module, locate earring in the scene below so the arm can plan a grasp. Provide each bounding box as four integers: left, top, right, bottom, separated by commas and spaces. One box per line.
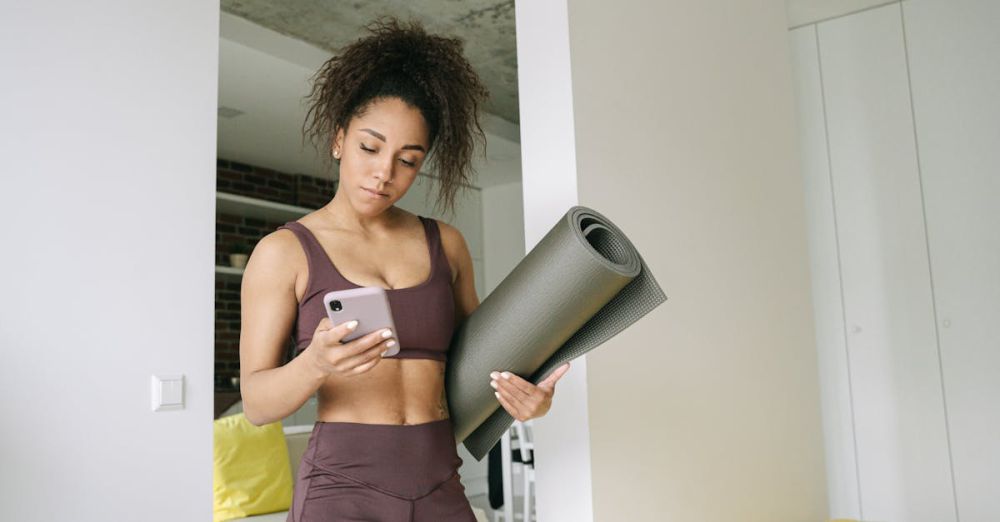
333, 149, 340, 159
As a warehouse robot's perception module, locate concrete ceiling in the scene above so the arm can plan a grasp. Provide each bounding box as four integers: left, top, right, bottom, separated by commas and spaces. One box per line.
220, 0, 519, 125
217, 6, 521, 189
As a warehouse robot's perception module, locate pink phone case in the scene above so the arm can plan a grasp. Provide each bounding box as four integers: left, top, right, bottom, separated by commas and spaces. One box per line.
323, 287, 400, 357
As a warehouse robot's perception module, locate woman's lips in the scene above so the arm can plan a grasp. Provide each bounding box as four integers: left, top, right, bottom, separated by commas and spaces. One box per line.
362, 187, 387, 199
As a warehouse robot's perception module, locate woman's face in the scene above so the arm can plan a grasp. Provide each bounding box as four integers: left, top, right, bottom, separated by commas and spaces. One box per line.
332, 96, 430, 216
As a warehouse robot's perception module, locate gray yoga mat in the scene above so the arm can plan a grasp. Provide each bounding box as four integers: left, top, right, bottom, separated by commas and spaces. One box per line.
446, 205, 668, 460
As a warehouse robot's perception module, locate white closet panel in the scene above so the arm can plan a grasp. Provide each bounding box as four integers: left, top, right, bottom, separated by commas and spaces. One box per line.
789, 25, 861, 519
818, 4, 956, 521
904, 1, 1000, 519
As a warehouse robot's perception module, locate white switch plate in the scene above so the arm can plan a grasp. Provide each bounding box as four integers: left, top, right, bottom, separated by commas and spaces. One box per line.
151, 374, 185, 412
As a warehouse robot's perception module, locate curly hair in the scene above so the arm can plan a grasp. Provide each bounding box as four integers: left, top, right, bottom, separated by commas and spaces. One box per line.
300, 15, 490, 218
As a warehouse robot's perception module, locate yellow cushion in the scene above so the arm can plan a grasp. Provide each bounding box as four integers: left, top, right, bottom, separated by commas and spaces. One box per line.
213, 413, 293, 522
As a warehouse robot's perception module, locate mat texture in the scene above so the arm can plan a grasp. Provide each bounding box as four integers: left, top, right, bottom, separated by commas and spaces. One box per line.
446, 206, 668, 460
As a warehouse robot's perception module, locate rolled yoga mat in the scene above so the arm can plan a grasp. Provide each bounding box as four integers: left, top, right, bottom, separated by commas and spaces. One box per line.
446, 205, 668, 460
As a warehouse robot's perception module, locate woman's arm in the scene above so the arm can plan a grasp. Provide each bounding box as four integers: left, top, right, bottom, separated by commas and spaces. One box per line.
436, 221, 478, 418
238, 231, 328, 426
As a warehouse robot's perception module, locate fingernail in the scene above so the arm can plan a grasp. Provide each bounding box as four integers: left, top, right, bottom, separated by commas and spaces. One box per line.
381, 329, 393, 338
490, 371, 500, 380
490, 380, 498, 389
347, 320, 358, 329
381, 350, 388, 356
494, 392, 500, 399
501, 372, 511, 380
385, 340, 396, 348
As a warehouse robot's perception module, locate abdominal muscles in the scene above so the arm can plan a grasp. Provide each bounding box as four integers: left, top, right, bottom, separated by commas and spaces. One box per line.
315, 358, 449, 425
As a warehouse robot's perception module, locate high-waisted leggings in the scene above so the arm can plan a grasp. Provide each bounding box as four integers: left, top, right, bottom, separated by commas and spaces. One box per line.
286, 417, 477, 522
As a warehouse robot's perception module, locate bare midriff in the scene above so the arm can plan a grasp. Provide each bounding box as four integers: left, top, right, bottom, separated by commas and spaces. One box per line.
314, 358, 450, 425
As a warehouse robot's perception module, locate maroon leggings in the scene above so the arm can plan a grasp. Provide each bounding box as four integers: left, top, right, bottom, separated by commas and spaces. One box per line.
287, 417, 477, 522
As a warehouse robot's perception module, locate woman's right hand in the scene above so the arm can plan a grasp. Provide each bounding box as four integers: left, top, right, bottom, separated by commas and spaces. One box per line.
306, 317, 396, 377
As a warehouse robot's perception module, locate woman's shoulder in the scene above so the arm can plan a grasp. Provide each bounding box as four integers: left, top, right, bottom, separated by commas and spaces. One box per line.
247, 228, 304, 274
258, 225, 302, 255
433, 220, 471, 284
245, 215, 320, 283
434, 219, 464, 248
259, 216, 311, 255
266, 209, 331, 247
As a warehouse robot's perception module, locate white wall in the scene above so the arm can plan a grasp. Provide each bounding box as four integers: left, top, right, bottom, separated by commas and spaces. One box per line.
789, 1, 1000, 520
568, 0, 829, 519
0, 1, 219, 520
515, 0, 829, 521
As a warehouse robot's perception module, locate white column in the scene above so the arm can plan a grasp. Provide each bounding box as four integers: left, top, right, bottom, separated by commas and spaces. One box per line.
514, 1, 594, 521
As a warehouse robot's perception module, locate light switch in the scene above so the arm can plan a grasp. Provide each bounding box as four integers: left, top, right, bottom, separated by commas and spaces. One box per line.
151, 374, 185, 412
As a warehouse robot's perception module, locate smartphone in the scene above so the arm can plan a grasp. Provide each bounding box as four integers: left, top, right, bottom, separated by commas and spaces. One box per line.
323, 287, 400, 357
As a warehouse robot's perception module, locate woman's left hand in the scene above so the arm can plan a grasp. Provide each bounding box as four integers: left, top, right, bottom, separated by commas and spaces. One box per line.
490, 362, 571, 422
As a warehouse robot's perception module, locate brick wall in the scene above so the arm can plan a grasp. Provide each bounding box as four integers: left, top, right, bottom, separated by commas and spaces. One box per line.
214, 158, 337, 391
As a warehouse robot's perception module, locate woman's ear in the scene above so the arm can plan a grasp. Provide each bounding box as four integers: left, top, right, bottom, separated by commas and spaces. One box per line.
332, 127, 346, 158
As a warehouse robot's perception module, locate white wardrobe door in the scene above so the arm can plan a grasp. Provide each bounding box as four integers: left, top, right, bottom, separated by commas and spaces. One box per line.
789, 25, 861, 519
818, 4, 956, 521
904, 1, 1000, 519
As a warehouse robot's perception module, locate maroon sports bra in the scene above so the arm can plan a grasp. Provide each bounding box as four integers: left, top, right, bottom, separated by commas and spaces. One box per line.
276, 215, 456, 362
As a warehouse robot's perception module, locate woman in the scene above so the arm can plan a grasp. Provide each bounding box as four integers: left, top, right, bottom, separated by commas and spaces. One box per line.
239, 16, 572, 521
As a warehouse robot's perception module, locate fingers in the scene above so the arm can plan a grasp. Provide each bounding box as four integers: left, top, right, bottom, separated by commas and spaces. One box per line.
490, 372, 535, 415
352, 359, 380, 375
345, 344, 387, 375
312, 322, 397, 376
340, 337, 395, 372
494, 387, 529, 421
491, 371, 534, 402
315, 316, 333, 332
537, 362, 571, 391
316, 318, 360, 344
321, 324, 394, 355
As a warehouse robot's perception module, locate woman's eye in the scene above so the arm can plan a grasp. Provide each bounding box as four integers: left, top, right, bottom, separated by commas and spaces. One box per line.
359, 142, 414, 167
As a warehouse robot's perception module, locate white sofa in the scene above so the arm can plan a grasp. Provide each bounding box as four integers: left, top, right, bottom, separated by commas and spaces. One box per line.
219, 402, 488, 522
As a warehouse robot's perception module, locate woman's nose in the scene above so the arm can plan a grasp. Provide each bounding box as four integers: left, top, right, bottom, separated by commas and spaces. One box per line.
373, 161, 394, 184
